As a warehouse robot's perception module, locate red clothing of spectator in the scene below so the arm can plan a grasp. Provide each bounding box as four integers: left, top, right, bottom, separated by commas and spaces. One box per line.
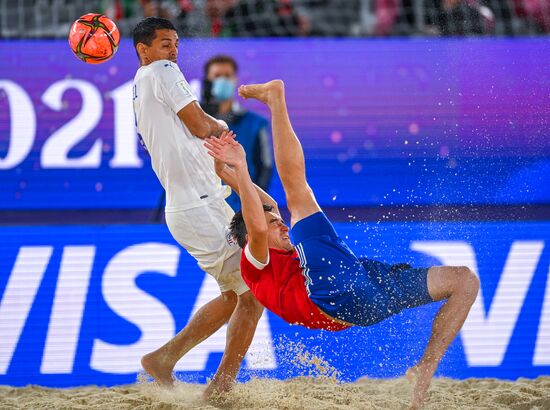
513, 0, 550, 32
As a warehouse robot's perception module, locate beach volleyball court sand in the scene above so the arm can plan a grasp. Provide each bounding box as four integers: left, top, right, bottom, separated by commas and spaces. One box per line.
1, 376, 548, 409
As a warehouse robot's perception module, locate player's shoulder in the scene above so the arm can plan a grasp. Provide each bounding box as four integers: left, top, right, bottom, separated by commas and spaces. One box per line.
149, 60, 181, 70
145, 60, 183, 79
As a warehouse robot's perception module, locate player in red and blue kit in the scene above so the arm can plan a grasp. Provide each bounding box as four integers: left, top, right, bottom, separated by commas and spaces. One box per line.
205, 80, 479, 410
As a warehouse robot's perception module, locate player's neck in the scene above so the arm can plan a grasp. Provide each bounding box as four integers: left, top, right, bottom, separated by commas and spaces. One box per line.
269, 245, 295, 252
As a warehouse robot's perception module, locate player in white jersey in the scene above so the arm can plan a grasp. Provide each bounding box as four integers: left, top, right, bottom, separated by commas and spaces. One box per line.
132, 17, 264, 397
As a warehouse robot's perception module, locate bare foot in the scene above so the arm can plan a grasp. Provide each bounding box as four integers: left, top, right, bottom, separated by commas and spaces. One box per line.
238, 80, 284, 106
202, 374, 235, 401
406, 365, 433, 410
141, 351, 175, 387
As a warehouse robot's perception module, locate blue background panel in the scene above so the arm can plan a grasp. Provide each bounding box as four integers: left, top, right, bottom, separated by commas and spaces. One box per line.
0, 221, 548, 386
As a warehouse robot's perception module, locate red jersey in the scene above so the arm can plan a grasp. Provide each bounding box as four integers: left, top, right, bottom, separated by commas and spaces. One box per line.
240, 246, 350, 331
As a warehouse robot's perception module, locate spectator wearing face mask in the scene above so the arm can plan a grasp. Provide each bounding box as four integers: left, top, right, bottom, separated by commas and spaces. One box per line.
202, 55, 273, 211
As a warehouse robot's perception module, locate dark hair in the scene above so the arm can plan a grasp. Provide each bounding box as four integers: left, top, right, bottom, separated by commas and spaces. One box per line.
230, 204, 273, 248
204, 55, 239, 76
132, 17, 176, 58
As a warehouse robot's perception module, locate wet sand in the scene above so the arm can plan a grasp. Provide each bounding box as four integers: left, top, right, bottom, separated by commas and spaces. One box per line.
1, 376, 549, 409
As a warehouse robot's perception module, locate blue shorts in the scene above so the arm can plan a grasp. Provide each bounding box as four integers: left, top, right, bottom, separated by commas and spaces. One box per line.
291, 212, 434, 327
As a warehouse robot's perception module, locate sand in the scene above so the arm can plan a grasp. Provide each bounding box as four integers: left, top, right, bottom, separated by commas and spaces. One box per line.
1, 376, 549, 410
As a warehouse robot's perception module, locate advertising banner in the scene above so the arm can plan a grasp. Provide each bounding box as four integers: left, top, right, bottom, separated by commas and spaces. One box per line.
1, 221, 548, 386
1, 39, 549, 209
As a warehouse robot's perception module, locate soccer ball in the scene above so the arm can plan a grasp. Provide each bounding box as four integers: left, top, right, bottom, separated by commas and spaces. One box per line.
68, 13, 120, 64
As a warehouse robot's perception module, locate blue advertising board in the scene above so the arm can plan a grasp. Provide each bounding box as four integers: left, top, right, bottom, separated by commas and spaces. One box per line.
1, 39, 549, 209
0, 221, 548, 386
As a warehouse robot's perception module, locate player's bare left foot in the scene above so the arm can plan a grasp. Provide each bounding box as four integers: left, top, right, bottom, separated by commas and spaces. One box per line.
238, 80, 284, 106
141, 350, 175, 387
406, 364, 433, 409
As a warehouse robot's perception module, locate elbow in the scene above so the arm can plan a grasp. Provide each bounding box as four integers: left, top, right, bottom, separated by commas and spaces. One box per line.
189, 123, 209, 139
186, 114, 212, 139
191, 115, 226, 139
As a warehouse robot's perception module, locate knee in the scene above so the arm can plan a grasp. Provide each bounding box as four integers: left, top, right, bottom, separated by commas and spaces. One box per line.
237, 291, 264, 320
222, 291, 238, 307
454, 266, 480, 302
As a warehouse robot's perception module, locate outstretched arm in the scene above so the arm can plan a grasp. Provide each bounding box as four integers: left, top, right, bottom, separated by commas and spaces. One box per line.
215, 161, 279, 215
205, 134, 269, 263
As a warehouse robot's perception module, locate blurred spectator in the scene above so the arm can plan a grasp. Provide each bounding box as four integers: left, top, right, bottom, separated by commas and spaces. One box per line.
103, 0, 182, 35
2, 0, 547, 38
482, 0, 515, 35
435, 0, 494, 35
512, 0, 550, 32
298, 0, 360, 36
202, 55, 273, 210
205, 0, 239, 36
103, 0, 141, 35
103, 0, 135, 21
373, 0, 401, 35
175, 0, 239, 37
140, 0, 180, 19
222, 0, 310, 36
356, 0, 400, 36
104, 0, 195, 36
99, 0, 550, 38
397, 0, 494, 35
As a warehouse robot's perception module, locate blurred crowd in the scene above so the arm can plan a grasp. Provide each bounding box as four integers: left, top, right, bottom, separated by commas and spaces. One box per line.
104, 0, 550, 37
0, 0, 548, 38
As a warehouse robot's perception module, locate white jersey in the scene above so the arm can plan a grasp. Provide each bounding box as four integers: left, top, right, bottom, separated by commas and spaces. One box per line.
133, 60, 227, 212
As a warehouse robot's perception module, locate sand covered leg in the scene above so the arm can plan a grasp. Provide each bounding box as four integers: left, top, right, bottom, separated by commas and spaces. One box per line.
407, 266, 480, 409
203, 291, 263, 400
141, 292, 238, 386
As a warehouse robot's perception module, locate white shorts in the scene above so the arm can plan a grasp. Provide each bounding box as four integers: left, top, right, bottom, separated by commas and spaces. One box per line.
165, 199, 249, 295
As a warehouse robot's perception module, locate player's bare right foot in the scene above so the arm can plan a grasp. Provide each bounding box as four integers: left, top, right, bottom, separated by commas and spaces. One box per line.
202, 373, 235, 403
238, 80, 284, 106
406, 365, 433, 409
141, 351, 175, 387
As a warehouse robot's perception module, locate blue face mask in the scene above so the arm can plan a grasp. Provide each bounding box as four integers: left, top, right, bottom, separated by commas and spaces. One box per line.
211, 77, 236, 101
